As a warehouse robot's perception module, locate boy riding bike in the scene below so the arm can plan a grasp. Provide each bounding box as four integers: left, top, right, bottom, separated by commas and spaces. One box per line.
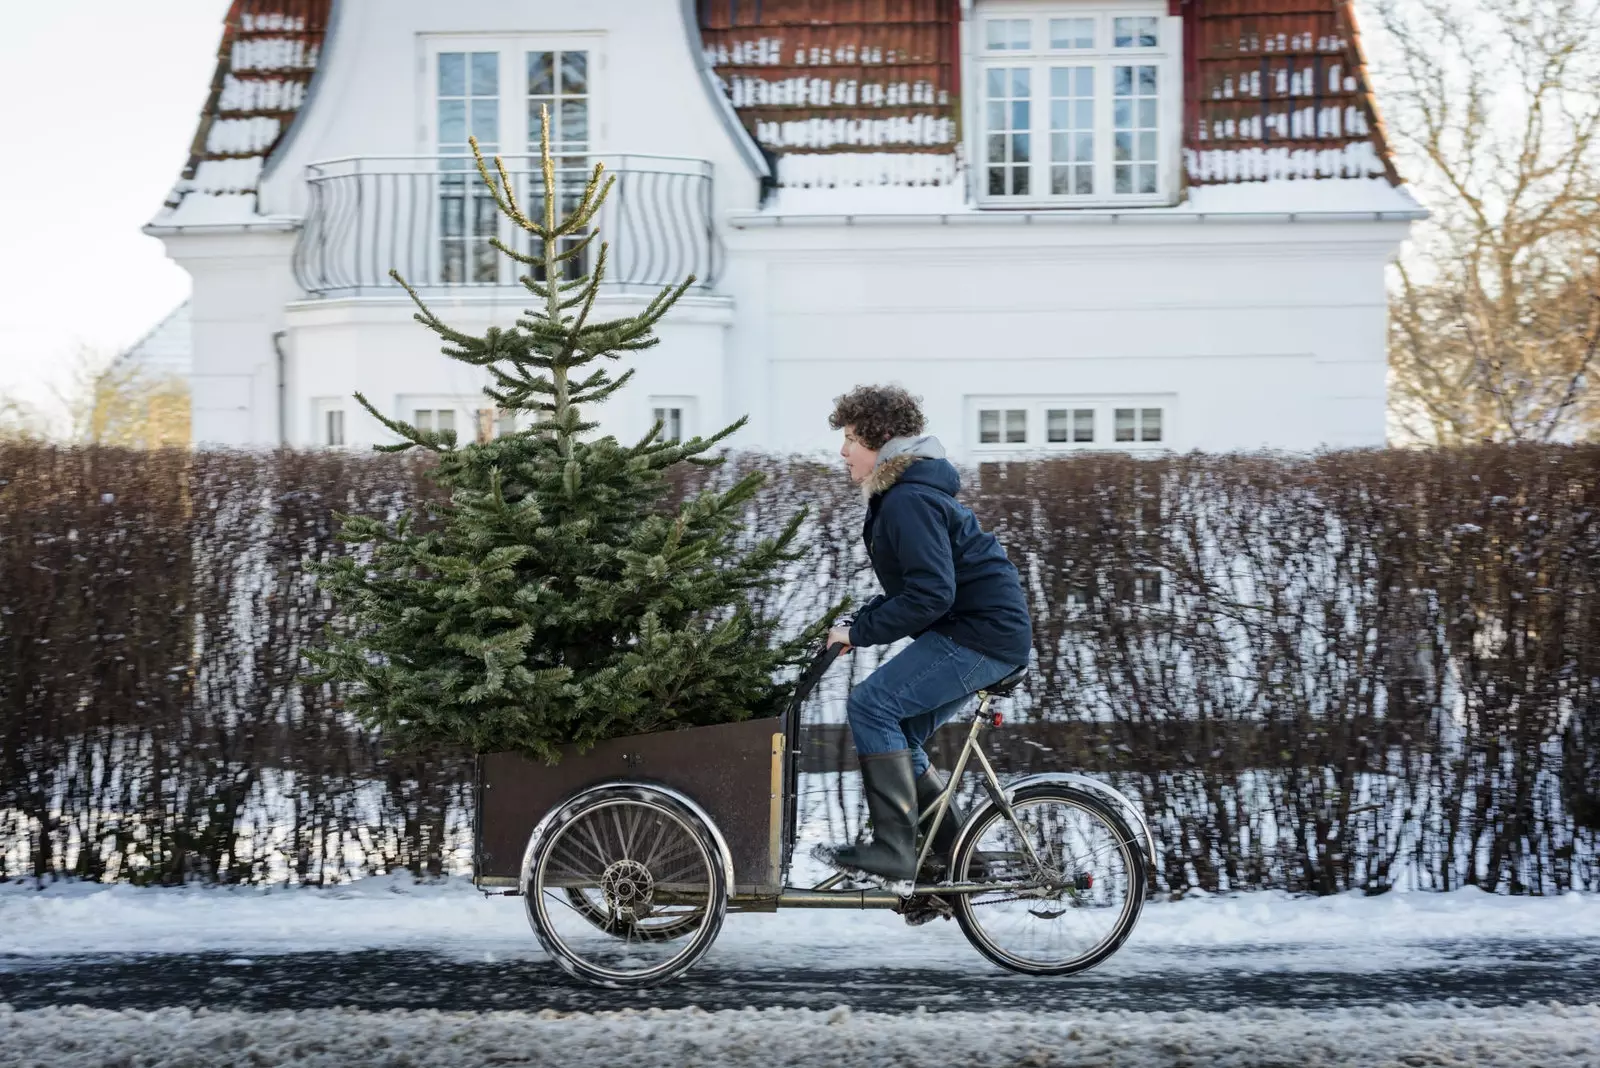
814, 385, 1033, 887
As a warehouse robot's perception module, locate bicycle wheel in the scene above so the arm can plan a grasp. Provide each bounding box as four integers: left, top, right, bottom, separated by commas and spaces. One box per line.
526, 784, 727, 987
953, 784, 1146, 976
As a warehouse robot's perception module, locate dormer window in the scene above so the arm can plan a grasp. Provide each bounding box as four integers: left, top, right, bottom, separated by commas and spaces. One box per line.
976, 5, 1176, 207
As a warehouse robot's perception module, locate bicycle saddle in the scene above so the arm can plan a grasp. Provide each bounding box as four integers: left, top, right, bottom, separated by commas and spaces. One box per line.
981, 665, 1028, 697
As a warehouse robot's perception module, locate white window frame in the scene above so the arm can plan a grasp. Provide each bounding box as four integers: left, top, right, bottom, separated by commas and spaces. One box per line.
421, 34, 605, 158
396, 394, 493, 442
311, 398, 348, 449
648, 396, 697, 443
967, 394, 1176, 454
969, 2, 1182, 209
421, 34, 605, 286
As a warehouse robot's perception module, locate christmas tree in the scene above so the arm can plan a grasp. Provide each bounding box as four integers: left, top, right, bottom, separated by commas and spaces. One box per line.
307, 109, 841, 760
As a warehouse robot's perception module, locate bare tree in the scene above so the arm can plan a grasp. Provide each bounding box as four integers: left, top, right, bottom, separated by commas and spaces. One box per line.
1376, 0, 1600, 444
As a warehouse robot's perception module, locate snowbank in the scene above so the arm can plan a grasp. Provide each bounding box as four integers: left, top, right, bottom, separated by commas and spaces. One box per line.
3, 873, 1596, 975
2, 1001, 1596, 1068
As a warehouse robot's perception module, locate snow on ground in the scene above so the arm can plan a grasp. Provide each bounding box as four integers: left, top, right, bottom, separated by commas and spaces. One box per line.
2, 1000, 1597, 1068
2, 873, 1597, 976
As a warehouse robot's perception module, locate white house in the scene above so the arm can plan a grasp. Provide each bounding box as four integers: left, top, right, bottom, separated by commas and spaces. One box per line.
146, 0, 1422, 459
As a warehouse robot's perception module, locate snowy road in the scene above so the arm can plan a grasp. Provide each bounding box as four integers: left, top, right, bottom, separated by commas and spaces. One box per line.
5, 880, 1600, 1066
3, 937, 1600, 1015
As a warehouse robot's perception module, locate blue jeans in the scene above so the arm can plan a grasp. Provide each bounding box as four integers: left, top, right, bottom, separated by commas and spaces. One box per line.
847, 631, 1023, 778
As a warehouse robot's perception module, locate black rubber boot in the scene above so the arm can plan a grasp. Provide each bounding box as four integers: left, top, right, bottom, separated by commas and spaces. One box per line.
813, 749, 918, 889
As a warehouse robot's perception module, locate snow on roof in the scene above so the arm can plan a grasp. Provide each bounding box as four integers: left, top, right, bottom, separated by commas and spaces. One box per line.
117, 302, 192, 381
152, 0, 331, 227
701, 0, 1398, 191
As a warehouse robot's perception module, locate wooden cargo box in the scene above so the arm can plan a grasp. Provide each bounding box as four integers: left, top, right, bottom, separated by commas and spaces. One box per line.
474, 715, 787, 897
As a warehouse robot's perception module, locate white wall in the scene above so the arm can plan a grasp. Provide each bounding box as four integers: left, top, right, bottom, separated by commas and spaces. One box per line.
158, 229, 300, 446
721, 215, 1405, 457
284, 292, 734, 449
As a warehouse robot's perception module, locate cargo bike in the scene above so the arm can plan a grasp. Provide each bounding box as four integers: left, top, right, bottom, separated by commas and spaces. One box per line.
473, 643, 1156, 987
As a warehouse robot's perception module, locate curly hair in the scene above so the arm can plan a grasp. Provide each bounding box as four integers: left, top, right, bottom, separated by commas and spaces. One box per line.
828, 384, 926, 450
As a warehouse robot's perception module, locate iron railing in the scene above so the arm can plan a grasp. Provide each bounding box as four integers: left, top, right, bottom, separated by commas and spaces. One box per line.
292, 154, 718, 297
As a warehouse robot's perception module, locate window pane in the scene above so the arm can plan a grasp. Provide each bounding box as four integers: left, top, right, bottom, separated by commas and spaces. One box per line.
1013, 166, 1030, 194
325, 409, 344, 447
560, 51, 588, 93
986, 67, 1006, 96
471, 52, 499, 96
437, 409, 456, 434
560, 99, 589, 146
528, 51, 554, 94
1047, 409, 1069, 442
988, 168, 1006, 195
1113, 16, 1159, 48
1005, 409, 1027, 443
438, 99, 465, 145
1049, 17, 1094, 48
1141, 408, 1163, 442
471, 98, 498, 140
1011, 19, 1031, 50
438, 53, 465, 96
988, 101, 1006, 128
1012, 67, 1030, 96
498, 411, 517, 437
979, 409, 1000, 444
1012, 132, 1030, 163
1114, 64, 1160, 196
414, 410, 433, 432
1115, 408, 1135, 442
1049, 64, 1093, 195
1073, 409, 1094, 442
986, 19, 1008, 50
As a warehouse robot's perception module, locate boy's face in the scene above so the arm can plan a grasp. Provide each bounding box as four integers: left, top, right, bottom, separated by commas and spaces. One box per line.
840, 425, 879, 485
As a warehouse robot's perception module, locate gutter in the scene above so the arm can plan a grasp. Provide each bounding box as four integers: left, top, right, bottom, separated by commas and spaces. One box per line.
728, 209, 1430, 229
143, 217, 302, 238
273, 330, 289, 447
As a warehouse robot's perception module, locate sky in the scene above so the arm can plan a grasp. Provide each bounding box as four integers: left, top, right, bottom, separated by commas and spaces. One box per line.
0, 0, 231, 417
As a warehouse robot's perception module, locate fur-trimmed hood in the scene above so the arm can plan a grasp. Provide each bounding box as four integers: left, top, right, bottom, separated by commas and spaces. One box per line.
860, 435, 949, 499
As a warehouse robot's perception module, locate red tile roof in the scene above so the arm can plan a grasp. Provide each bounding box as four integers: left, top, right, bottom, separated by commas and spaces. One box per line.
162, 0, 1397, 223
699, 0, 1398, 186
162, 0, 331, 217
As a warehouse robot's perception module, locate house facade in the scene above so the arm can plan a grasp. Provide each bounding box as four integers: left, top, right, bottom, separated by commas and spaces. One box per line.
148, 0, 1422, 459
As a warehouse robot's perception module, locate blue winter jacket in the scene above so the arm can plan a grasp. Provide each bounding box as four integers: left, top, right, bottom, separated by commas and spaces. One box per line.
845, 448, 1033, 666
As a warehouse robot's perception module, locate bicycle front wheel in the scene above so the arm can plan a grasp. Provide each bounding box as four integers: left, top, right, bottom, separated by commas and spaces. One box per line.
953, 784, 1146, 976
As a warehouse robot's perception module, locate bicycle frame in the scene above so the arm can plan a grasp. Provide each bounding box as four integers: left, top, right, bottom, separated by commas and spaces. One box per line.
775, 653, 1056, 906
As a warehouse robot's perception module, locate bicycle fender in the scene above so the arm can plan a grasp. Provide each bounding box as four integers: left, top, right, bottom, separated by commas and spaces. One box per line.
947, 773, 1157, 870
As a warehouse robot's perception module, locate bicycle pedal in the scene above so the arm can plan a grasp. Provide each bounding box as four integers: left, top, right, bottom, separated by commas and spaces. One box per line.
901, 895, 954, 927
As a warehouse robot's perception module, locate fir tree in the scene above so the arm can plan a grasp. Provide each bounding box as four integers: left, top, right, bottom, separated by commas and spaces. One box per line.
307, 110, 841, 760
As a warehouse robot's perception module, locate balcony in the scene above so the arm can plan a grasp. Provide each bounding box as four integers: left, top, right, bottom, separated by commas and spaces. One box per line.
291, 154, 718, 298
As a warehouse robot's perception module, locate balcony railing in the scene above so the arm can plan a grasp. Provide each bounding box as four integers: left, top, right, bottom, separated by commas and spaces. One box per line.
292, 154, 718, 297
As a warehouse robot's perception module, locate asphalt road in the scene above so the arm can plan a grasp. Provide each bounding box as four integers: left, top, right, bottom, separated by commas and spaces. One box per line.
3, 938, 1597, 1015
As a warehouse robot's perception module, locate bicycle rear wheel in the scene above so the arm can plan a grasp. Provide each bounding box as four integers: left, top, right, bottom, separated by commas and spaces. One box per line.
952, 784, 1145, 976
